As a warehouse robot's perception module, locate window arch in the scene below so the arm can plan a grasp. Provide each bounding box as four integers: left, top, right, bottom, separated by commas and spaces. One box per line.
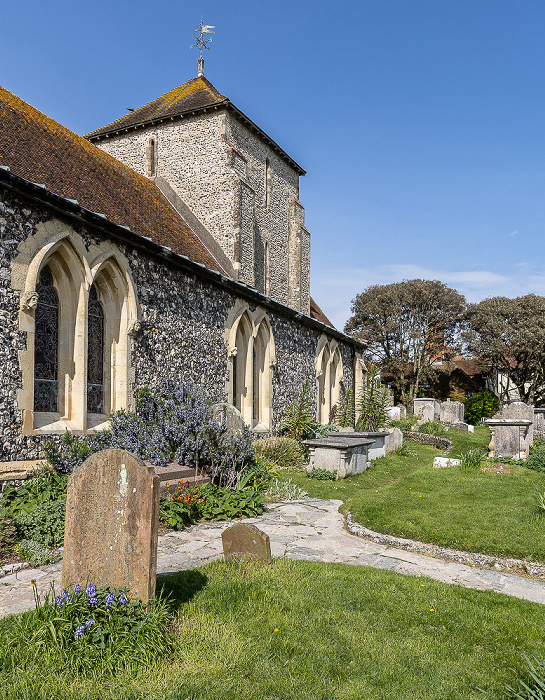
226, 301, 275, 431
34, 266, 59, 413
315, 335, 344, 424
15, 226, 139, 435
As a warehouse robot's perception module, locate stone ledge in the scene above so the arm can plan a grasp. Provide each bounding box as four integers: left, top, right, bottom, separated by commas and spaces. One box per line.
0, 460, 46, 480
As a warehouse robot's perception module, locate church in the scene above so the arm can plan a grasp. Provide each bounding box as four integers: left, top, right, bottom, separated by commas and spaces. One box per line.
0, 68, 364, 478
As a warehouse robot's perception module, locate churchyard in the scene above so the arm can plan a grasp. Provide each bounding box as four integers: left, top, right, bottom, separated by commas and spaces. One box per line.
1, 391, 545, 698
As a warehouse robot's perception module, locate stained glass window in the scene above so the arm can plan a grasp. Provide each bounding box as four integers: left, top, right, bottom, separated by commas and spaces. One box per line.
87, 285, 104, 413
34, 266, 59, 412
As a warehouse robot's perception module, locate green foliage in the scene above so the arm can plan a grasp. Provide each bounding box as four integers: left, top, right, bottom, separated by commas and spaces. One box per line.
336, 387, 355, 428
198, 483, 264, 521
395, 443, 416, 457
15, 499, 66, 548
0, 582, 172, 676
526, 449, 545, 473
238, 456, 276, 490
0, 507, 17, 554
13, 539, 60, 566
459, 448, 486, 469
159, 481, 264, 530
280, 379, 317, 440
535, 491, 545, 516
265, 478, 308, 500
464, 390, 500, 425
507, 654, 545, 698
390, 415, 418, 432
253, 436, 306, 470
356, 364, 390, 431
0, 468, 68, 517
418, 421, 446, 436
307, 468, 337, 481
530, 439, 545, 453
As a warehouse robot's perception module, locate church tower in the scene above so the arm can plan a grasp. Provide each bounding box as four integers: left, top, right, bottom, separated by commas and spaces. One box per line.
86, 76, 311, 314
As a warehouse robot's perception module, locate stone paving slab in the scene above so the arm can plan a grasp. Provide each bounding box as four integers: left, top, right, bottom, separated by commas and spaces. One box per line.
1, 498, 545, 619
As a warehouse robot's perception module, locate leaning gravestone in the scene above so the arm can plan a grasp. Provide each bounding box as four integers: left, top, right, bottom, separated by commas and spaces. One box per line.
222, 523, 272, 563
210, 402, 245, 435
62, 449, 159, 604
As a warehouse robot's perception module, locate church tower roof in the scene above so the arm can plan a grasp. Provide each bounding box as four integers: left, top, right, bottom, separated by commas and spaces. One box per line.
86, 76, 306, 175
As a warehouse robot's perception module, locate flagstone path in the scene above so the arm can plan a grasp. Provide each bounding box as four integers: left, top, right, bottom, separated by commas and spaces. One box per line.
1, 498, 545, 619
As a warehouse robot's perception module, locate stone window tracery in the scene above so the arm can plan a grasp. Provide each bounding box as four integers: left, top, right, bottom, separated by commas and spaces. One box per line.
316, 335, 344, 424
15, 226, 139, 435
226, 302, 275, 432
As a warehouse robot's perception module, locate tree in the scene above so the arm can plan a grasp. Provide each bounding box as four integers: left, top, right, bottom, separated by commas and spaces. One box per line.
464, 295, 545, 404
344, 280, 466, 406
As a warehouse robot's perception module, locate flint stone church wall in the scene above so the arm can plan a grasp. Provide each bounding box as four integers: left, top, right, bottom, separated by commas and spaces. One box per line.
0, 186, 354, 464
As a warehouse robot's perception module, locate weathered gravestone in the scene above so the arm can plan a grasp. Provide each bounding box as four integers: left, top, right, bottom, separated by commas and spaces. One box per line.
62, 449, 159, 604
440, 399, 465, 424
222, 523, 272, 563
210, 402, 245, 435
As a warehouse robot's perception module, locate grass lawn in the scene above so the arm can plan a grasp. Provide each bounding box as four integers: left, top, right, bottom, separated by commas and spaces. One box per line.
1, 559, 544, 699
281, 426, 545, 563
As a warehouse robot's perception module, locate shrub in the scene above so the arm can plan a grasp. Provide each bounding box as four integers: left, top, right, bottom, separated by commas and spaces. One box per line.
15, 499, 66, 548
13, 539, 60, 566
0, 582, 172, 675
266, 478, 308, 501
280, 379, 317, 440
526, 449, 545, 473
307, 468, 337, 481
464, 390, 499, 425
253, 437, 306, 470
459, 448, 486, 469
356, 364, 390, 431
418, 421, 446, 436
40, 384, 256, 488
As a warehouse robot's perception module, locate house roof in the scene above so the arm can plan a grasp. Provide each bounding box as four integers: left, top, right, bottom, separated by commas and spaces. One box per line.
85, 76, 306, 176
0, 84, 225, 273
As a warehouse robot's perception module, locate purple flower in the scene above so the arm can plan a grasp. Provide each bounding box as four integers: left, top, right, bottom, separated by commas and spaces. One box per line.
106, 592, 115, 606
74, 625, 85, 639
118, 593, 127, 606
55, 595, 64, 607
74, 584, 82, 594
84, 619, 94, 628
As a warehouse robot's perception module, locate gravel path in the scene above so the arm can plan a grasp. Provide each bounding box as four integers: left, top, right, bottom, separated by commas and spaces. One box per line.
1, 498, 544, 619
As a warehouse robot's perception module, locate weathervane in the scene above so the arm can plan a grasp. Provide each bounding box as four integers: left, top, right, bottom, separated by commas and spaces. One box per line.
191, 16, 215, 77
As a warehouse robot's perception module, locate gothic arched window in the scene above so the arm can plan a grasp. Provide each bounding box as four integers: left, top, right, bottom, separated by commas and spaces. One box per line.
34, 266, 59, 413
87, 285, 104, 413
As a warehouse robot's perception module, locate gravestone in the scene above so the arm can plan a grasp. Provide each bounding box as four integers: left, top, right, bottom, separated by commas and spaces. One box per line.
210, 402, 245, 434
386, 405, 406, 421
222, 523, 272, 562
484, 419, 532, 460
385, 426, 403, 453
62, 449, 159, 604
499, 401, 534, 446
413, 398, 441, 422
450, 421, 469, 433
440, 399, 465, 424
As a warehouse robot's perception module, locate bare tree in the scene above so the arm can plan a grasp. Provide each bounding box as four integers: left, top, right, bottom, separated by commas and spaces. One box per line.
464, 295, 545, 404
345, 280, 466, 406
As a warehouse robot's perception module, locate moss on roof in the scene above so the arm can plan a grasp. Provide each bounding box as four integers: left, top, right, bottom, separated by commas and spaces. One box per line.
86, 77, 227, 139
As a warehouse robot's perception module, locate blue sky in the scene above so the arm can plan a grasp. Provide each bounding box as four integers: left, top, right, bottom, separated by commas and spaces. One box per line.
3, 0, 545, 329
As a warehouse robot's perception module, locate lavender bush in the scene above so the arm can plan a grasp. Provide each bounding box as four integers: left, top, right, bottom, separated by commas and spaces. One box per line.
43, 383, 256, 486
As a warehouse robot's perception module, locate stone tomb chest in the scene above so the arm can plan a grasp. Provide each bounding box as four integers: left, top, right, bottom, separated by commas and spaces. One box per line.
303, 437, 374, 479
484, 418, 533, 460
